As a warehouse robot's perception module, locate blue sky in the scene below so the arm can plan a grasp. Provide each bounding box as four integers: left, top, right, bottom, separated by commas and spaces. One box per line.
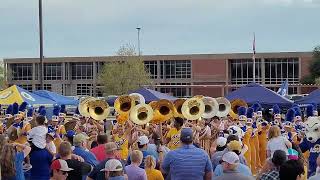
0, 0, 319, 59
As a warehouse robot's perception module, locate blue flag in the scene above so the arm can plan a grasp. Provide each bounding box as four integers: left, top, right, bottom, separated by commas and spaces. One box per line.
277, 80, 288, 96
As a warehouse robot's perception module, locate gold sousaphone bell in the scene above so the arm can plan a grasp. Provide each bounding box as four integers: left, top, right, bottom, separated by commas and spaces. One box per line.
79, 97, 96, 118
114, 95, 135, 124
151, 99, 174, 123
87, 99, 110, 121
181, 96, 205, 120
215, 97, 231, 118
173, 99, 186, 118
201, 96, 219, 119
130, 104, 154, 125
129, 93, 145, 105
229, 99, 247, 120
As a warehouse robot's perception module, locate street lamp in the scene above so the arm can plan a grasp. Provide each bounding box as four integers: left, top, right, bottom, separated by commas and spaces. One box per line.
136, 27, 141, 56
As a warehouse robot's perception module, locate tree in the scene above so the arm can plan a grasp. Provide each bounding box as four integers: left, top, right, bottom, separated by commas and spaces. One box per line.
301, 45, 320, 84
99, 44, 152, 96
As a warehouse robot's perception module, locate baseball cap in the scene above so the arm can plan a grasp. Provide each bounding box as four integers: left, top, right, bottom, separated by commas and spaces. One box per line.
66, 130, 75, 138
216, 137, 227, 147
51, 159, 73, 171
105, 142, 118, 153
180, 128, 193, 143
288, 148, 299, 160
100, 159, 123, 172
138, 135, 149, 145
222, 151, 240, 165
73, 133, 89, 144
227, 140, 242, 152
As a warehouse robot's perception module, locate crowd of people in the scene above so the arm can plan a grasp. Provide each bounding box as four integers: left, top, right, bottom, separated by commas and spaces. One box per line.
0, 101, 319, 180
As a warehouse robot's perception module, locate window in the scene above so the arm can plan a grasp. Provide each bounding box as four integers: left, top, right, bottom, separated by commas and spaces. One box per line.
44, 63, 62, 80
71, 62, 93, 80
160, 60, 191, 79
96, 62, 105, 74
144, 61, 157, 79
265, 58, 299, 85
35, 84, 52, 91
159, 83, 191, 97
229, 59, 262, 84
77, 84, 92, 96
11, 64, 32, 80
19, 84, 32, 91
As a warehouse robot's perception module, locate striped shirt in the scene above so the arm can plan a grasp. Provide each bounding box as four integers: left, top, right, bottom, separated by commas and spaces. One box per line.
162, 144, 213, 180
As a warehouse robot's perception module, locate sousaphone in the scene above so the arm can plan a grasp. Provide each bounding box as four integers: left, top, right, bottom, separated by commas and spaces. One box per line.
129, 93, 145, 105
215, 97, 231, 118
114, 95, 135, 115
201, 96, 219, 119
87, 99, 110, 121
152, 99, 174, 123
78, 97, 95, 118
229, 99, 247, 120
181, 97, 205, 120
130, 104, 154, 125
173, 99, 186, 118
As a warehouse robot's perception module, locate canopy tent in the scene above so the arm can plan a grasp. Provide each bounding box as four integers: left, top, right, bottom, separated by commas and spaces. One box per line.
34, 90, 79, 106
0, 85, 55, 106
225, 83, 293, 108
295, 89, 320, 106
107, 88, 177, 106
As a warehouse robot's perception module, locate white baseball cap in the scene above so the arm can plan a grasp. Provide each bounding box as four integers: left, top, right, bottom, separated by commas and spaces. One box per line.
100, 159, 123, 172
216, 137, 227, 147
222, 151, 240, 165
138, 135, 149, 145
50, 159, 73, 171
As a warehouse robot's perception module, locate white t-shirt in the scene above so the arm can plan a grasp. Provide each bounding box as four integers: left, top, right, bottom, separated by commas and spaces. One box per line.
28, 126, 48, 149
267, 136, 289, 157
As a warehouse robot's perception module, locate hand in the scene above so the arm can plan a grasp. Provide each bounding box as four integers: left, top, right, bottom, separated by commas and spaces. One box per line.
71, 154, 84, 162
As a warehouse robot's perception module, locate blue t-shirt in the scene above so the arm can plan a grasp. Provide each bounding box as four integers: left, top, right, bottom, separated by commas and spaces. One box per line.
30, 149, 53, 180
162, 144, 213, 180
214, 163, 252, 177
73, 146, 99, 167
1, 152, 25, 180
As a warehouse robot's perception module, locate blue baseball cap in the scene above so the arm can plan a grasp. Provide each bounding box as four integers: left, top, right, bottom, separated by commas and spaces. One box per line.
180, 128, 193, 143
66, 130, 75, 138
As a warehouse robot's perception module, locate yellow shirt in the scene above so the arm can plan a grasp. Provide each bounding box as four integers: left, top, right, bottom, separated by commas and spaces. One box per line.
114, 134, 129, 160
166, 128, 181, 150
145, 169, 164, 180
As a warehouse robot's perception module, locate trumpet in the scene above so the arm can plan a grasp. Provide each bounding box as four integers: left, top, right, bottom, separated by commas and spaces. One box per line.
215, 97, 231, 118
181, 97, 205, 120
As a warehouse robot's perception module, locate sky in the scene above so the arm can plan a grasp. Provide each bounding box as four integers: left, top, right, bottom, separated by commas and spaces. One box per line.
0, 0, 319, 59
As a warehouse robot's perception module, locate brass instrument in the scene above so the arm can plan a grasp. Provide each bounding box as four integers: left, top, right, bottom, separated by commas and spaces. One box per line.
114, 95, 135, 115
181, 97, 205, 120
202, 96, 219, 119
173, 99, 186, 118
215, 97, 231, 118
229, 99, 247, 120
129, 93, 145, 105
78, 97, 96, 117
87, 99, 110, 121
130, 104, 153, 125
152, 99, 174, 123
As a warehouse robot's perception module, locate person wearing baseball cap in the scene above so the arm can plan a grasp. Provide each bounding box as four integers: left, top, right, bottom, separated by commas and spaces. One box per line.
162, 127, 213, 180
50, 159, 73, 180
73, 133, 99, 167
100, 159, 125, 180
214, 152, 254, 180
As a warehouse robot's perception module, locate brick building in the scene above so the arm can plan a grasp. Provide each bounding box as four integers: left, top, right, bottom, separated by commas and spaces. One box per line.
3, 51, 315, 97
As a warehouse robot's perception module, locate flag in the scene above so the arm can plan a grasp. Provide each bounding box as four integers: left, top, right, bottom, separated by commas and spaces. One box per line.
277, 80, 289, 96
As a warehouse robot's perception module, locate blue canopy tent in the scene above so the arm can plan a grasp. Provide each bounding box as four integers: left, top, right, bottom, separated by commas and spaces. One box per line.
107, 88, 177, 106
295, 89, 320, 106
225, 83, 293, 108
34, 90, 79, 106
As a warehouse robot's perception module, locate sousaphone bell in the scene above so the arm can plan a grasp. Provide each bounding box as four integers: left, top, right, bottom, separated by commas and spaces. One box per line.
152, 99, 174, 123
87, 99, 110, 121
114, 95, 135, 123
181, 97, 205, 120
173, 99, 186, 118
229, 99, 247, 120
129, 93, 145, 105
215, 97, 231, 118
130, 104, 154, 125
201, 96, 219, 119
79, 97, 96, 118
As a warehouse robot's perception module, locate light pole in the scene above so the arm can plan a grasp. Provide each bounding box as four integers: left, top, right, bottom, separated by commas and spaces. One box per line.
136, 27, 141, 56
39, 0, 44, 90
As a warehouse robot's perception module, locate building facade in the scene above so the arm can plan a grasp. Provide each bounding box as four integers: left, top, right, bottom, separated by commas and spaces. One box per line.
3, 52, 315, 97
